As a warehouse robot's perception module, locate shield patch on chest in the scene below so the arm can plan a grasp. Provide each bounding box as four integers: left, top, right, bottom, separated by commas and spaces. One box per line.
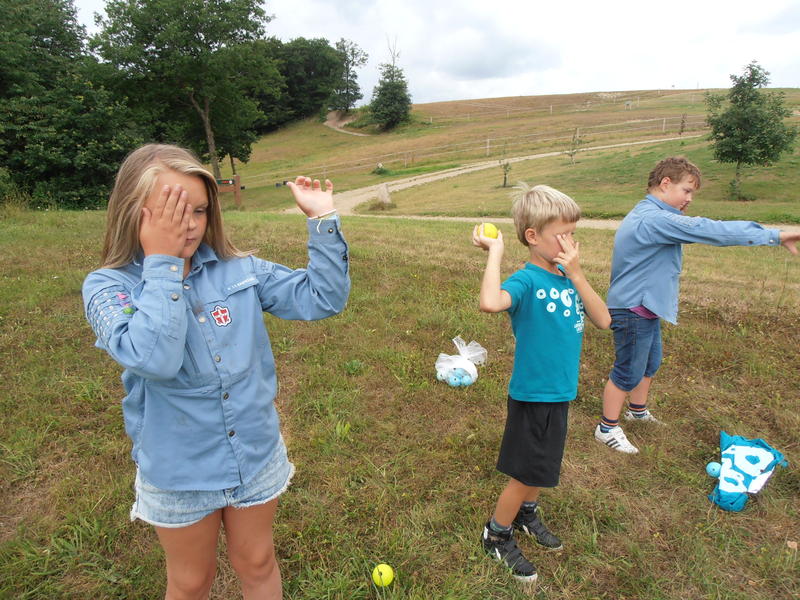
211, 305, 232, 327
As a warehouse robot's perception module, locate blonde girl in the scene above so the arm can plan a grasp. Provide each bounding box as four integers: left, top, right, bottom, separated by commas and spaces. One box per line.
83, 144, 350, 599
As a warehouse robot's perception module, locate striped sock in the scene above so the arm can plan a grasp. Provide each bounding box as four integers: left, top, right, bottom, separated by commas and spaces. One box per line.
489, 517, 512, 534
599, 416, 618, 433
628, 403, 648, 418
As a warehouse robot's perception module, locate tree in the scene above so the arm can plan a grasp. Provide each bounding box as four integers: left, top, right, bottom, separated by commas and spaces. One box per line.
370, 46, 411, 130
0, 0, 84, 98
0, 73, 142, 207
565, 127, 586, 165
277, 38, 344, 120
250, 37, 343, 132
328, 39, 367, 112
500, 161, 511, 187
91, 0, 278, 178
0, 0, 140, 207
706, 61, 798, 200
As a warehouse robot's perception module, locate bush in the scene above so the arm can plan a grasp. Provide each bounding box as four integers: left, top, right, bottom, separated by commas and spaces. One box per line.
0, 168, 16, 203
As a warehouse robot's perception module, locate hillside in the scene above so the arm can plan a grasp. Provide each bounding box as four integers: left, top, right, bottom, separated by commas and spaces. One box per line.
222, 88, 800, 222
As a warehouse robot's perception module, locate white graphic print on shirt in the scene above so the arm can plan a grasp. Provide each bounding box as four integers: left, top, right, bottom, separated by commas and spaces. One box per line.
536, 287, 585, 332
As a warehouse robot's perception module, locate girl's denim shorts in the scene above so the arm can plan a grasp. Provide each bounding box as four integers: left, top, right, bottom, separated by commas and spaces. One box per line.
130, 438, 294, 528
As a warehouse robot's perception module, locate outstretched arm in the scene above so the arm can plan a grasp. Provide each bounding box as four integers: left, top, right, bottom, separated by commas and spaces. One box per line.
286, 176, 335, 218
554, 234, 611, 329
780, 231, 800, 255
473, 224, 512, 312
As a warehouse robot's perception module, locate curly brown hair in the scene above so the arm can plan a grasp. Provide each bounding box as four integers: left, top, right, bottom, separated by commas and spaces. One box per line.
647, 156, 702, 192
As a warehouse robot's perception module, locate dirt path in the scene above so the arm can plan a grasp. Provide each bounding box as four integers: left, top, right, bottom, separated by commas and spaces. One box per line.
285, 136, 701, 219
323, 110, 371, 137
282, 133, 799, 233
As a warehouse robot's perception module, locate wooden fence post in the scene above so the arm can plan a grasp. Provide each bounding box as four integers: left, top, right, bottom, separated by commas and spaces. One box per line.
215, 174, 243, 208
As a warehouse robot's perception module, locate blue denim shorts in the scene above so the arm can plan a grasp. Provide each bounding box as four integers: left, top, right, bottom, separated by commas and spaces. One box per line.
608, 309, 663, 392
130, 438, 295, 528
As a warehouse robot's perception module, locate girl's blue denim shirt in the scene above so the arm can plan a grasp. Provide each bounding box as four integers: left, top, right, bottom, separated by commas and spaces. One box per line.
83, 218, 350, 490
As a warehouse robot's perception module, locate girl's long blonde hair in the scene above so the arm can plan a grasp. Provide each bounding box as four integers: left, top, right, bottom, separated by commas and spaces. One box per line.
100, 144, 247, 268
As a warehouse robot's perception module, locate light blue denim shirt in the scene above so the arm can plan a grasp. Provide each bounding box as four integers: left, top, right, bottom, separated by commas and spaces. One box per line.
83, 218, 350, 490
607, 195, 780, 324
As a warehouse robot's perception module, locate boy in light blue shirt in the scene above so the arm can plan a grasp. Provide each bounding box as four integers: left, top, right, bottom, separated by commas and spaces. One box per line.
473, 184, 611, 582
595, 156, 800, 454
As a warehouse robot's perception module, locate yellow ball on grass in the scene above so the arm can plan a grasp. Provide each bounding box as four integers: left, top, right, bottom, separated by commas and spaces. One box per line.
371, 563, 395, 587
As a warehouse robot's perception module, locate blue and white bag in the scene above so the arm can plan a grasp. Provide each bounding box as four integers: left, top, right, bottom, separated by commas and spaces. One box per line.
708, 431, 788, 512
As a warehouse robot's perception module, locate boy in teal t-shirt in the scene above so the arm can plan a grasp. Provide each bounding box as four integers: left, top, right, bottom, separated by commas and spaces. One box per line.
472, 184, 611, 583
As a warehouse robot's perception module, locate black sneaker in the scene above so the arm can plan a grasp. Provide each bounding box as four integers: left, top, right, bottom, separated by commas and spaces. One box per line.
482, 522, 538, 582
512, 505, 563, 550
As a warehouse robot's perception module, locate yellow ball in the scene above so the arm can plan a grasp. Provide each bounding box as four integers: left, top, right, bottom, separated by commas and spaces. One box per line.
481, 222, 498, 238
371, 563, 394, 587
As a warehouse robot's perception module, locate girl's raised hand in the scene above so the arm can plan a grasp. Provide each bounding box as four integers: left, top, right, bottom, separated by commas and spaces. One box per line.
287, 176, 335, 218
140, 184, 192, 257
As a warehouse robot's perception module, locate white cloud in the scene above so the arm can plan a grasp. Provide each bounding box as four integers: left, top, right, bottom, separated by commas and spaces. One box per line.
73, 0, 799, 104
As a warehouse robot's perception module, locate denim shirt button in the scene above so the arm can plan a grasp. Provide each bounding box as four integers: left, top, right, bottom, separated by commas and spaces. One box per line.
170, 293, 179, 301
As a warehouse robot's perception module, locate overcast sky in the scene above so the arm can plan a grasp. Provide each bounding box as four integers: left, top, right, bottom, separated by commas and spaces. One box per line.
74, 0, 800, 105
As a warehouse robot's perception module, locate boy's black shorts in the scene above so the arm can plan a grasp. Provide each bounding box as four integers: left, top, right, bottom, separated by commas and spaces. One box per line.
496, 396, 569, 488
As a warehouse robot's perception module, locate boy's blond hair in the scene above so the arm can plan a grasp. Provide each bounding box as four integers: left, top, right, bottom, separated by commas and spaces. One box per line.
511, 183, 581, 246
647, 156, 702, 191
100, 144, 247, 269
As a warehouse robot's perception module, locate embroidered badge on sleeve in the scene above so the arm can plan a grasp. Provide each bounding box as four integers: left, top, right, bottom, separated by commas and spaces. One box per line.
87, 287, 136, 345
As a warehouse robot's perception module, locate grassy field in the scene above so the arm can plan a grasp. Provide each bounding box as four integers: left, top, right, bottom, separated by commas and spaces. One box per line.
2, 88, 800, 598
360, 138, 800, 223
225, 88, 800, 217
1, 205, 799, 599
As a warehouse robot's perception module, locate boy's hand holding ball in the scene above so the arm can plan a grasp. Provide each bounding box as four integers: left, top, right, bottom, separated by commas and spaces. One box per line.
472, 223, 502, 251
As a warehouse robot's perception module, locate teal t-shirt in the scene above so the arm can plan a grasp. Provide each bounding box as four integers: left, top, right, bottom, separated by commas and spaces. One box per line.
501, 263, 585, 402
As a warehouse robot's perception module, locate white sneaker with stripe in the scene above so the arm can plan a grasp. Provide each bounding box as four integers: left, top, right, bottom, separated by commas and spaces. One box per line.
594, 424, 639, 454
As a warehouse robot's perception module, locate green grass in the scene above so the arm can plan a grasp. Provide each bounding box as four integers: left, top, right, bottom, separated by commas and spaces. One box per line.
223, 88, 800, 225
361, 138, 800, 223
1, 208, 799, 599
2, 87, 800, 598
227, 88, 800, 214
